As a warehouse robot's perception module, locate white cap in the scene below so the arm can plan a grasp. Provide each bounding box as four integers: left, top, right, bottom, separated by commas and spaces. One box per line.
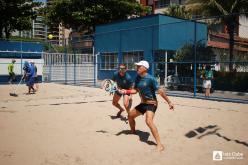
135, 60, 149, 69
30, 60, 34, 64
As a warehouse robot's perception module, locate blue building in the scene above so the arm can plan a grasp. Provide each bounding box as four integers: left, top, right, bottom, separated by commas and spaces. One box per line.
95, 14, 207, 81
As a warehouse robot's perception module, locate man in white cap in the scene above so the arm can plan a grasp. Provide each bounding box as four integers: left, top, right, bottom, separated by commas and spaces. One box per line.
118, 60, 174, 152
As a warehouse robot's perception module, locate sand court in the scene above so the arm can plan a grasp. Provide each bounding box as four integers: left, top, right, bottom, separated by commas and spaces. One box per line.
0, 83, 247, 165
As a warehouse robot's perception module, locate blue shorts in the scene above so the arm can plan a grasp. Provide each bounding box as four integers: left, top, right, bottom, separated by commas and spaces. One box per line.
26, 77, 35, 86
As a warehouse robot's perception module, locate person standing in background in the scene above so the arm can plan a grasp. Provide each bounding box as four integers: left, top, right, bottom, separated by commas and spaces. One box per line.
202, 64, 213, 97
8, 59, 16, 84
23, 61, 36, 94
30, 61, 39, 91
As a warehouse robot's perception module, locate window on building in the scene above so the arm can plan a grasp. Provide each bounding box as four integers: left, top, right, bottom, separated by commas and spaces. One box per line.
178, 0, 186, 5
155, 0, 171, 9
122, 51, 144, 70
101, 52, 118, 70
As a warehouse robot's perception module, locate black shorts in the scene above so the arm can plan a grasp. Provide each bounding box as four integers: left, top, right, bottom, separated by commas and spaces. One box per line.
135, 103, 157, 115
115, 90, 130, 97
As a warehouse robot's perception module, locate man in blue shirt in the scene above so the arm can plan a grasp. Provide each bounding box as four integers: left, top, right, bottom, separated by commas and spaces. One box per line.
30, 60, 39, 91
23, 61, 36, 94
112, 64, 133, 117
118, 60, 174, 152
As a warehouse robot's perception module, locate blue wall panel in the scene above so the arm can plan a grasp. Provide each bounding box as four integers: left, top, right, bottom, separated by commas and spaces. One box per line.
0, 41, 43, 52
96, 15, 158, 34
158, 15, 207, 50
0, 41, 43, 58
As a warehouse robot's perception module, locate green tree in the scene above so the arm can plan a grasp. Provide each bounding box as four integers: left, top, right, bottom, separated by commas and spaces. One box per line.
163, 3, 192, 19
44, 0, 150, 33
175, 43, 215, 77
186, 0, 248, 72
0, 0, 41, 39
175, 43, 215, 62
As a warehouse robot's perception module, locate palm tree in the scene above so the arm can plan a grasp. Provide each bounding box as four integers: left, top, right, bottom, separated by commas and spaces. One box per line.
163, 4, 192, 19
186, 0, 248, 72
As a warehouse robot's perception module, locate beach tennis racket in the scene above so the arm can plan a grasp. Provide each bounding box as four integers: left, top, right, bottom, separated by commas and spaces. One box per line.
101, 79, 117, 95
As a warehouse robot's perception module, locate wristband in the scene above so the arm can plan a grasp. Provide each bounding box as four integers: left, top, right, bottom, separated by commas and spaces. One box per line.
125, 90, 132, 94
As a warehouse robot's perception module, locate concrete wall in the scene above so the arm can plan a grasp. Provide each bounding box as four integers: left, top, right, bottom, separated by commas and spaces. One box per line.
0, 40, 43, 52
0, 40, 43, 58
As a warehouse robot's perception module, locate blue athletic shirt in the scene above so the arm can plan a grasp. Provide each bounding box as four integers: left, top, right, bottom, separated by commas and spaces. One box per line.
112, 71, 133, 89
205, 70, 213, 80
23, 63, 35, 78
134, 73, 159, 103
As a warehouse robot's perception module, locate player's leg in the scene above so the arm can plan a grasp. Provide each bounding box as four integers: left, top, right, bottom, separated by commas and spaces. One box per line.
8, 73, 11, 83
35, 77, 39, 91
206, 80, 211, 97
128, 108, 142, 134
145, 110, 164, 151
123, 94, 132, 114
112, 92, 125, 116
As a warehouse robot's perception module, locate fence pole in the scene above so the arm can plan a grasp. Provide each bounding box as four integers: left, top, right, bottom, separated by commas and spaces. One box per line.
165, 51, 168, 87
48, 42, 52, 82
93, 45, 96, 87
49, 53, 52, 82
74, 52, 76, 85
20, 40, 23, 76
64, 40, 67, 84
193, 20, 197, 97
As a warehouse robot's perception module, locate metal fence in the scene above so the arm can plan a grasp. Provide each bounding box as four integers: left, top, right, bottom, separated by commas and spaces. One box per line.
92, 13, 248, 103
0, 53, 247, 103
152, 61, 248, 102
0, 51, 97, 86
42, 53, 96, 85
0, 13, 248, 103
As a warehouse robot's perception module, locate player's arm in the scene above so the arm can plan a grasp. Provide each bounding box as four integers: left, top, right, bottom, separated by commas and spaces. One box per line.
157, 88, 174, 111
118, 88, 138, 95
152, 76, 174, 111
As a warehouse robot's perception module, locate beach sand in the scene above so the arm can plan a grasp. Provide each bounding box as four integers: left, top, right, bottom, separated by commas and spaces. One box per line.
0, 83, 247, 165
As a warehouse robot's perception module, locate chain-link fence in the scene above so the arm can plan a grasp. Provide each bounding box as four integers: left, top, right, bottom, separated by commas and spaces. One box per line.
94, 13, 248, 103
0, 38, 97, 86
0, 13, 247, 103
42, 53, 95, 85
